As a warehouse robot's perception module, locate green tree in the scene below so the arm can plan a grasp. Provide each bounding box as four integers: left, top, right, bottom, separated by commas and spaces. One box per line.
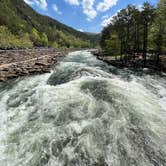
0, 26, 33, 48
18, 32, 33, 48
101, 2, 157, 62
51, 41, 59, 48
31, 28, 41, 46
151, 0, 166, 65
100, 27, 111, 49
41, 32, 48, 46
141, 2, 155, 66
105, 32, 121, 58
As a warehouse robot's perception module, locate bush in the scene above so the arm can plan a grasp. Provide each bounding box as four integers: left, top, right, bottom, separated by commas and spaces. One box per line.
0, 26, 33, 48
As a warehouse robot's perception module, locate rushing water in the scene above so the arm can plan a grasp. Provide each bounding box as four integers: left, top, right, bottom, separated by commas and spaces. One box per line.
0, 51, 166, 166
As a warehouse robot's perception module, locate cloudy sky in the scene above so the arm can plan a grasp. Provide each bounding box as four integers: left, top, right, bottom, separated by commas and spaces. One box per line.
24, 0, 158, 33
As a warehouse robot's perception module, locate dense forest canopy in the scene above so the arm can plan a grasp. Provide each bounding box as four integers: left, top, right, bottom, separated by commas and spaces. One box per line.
0, 0, 100, 49
101, 0, 166, 65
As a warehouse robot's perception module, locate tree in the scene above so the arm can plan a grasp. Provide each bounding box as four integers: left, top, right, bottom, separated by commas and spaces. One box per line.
0, 26, 32, 48
31, 28, 41, 46
0, 26, 15, 48
105, 32, 121, 58
133, 9, 142, 54
100, 1, 166, 70
151, 0, 166, 66
100, 27, 111, 49
51, 41, 59, 48
141, 2, 155, 66
41, 33, 48, 46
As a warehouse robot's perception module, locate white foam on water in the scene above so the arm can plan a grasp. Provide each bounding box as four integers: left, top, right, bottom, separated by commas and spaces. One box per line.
0, 51, 166, 166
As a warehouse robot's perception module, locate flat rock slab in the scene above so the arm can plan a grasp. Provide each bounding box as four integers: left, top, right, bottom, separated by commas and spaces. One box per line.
0, 49, 70, 81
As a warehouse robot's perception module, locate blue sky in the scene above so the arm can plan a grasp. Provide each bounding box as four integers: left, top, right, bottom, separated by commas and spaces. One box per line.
24, 0, 158, 33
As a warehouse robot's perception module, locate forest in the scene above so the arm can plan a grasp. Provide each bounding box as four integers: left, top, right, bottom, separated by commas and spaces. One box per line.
101, 0, 166, 67
0, 0, 99, 49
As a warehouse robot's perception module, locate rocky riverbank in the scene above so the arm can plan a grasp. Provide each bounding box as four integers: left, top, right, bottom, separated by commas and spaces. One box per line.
93, 50, 166, 74
0, 48, 70, 81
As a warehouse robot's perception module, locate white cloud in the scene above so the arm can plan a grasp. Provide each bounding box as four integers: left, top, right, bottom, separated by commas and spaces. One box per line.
53, 4, 62, 15
24, 0, 34, 5
82, 0, 97, 21
64, 0, 79, 5
97, 0, 118, 12
101, 11, 119, 27
102, 14, 109, 19
24, 0, 47, 10
137, 4, 143, 11
78, 29, 84, 32
64, 0, 97, 21
101, 16, 113, 27
34, 0, 47, 10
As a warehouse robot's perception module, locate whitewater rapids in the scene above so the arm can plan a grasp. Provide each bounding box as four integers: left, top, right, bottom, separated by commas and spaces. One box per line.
0, 51, 166, 166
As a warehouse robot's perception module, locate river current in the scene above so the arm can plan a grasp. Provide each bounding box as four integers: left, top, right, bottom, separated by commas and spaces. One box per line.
0, 51, 166, 166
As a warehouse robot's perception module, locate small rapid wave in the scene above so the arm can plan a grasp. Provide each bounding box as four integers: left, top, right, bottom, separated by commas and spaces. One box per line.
0, 51, 166, 166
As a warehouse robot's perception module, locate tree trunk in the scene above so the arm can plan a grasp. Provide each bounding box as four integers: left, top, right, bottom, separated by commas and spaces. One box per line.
133, 22, 137, 60
126, 24, 130, 62
156, 23, 163, 67
120, 38, 123, 60
143, 23, 148, 67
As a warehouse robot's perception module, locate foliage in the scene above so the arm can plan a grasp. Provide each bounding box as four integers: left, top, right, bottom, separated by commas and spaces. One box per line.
101, 1, 166, 61
51, 41, 59, 49
31, 28, 41, 46
0, 0, 99, 49
105, 33, 120, 56
152, 0, 166, 51
0, 26, 32, 48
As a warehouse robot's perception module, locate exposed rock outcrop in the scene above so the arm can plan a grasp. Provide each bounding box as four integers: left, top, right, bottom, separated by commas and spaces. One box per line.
0, 49, 68, 81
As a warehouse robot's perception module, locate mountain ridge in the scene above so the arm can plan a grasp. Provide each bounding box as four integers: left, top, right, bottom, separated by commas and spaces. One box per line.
0, 0, 99, 48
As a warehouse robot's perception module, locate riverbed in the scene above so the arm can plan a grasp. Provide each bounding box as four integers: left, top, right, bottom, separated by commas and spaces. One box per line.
0, 50, 166, 166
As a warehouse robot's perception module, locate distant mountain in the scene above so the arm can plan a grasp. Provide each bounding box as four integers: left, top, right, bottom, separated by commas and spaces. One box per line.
0, 0, 99, 48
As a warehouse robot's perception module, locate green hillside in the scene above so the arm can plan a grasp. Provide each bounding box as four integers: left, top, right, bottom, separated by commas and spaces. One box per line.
0, 0, 99, 49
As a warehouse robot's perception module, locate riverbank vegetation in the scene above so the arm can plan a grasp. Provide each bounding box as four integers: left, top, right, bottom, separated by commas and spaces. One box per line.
0, 0, 99, 49
101, 0, 166, 69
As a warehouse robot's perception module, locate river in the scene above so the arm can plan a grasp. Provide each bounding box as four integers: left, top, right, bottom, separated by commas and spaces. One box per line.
0, 51, 166, 166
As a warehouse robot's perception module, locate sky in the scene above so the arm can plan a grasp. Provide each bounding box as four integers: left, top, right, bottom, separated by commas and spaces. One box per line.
24, 0, 158, 33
